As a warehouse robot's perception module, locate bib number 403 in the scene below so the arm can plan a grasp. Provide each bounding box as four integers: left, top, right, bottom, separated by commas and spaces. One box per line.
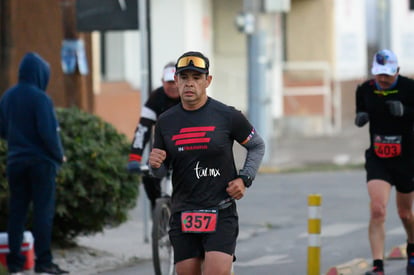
373, 135, 402, 158
181, 209, 218, 233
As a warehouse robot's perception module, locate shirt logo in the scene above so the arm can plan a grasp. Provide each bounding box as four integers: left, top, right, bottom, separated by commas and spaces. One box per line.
373, 89, 398, 96
241, 128, 255, 145
173, 126, 215, 151
194, 161, 221, 179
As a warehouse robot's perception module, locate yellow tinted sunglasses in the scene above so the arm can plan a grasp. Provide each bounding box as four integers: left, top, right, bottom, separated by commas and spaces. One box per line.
176, 56, 207, 69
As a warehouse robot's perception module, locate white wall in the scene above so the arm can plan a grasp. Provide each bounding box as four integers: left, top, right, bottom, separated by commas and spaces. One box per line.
104, 31, 141, 89
151, 0, 213, 90
390, 1, 414, 75
102, 0, 214, 92
334, 0, 367, 80
268, 13, 284, 120
105, 32, 127, 81
124, 31, 141, 88
365, 0, 377, 47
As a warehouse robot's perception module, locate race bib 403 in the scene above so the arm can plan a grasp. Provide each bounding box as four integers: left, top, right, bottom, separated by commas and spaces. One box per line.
181, 209, 218, 233
373, 135, 402, 158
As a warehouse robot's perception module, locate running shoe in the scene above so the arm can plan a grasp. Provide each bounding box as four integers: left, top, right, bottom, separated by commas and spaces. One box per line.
364, 267, 384, 275
408, 251, 414, 275
34, 262, 69, 274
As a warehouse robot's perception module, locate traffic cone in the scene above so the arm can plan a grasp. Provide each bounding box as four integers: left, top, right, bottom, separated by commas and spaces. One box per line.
387, 244, 407, 259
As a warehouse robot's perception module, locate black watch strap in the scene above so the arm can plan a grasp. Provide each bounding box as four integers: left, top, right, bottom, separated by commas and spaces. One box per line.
238, 175, 253, 188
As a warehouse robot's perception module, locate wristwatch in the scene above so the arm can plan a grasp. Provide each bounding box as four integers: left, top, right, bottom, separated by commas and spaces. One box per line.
238, 175, 253, 188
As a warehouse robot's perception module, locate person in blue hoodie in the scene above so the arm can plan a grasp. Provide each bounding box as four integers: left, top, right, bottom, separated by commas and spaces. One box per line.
0, 52, 68, 275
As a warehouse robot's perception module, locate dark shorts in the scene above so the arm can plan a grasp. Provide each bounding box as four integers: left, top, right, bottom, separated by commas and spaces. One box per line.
365, 149, 414, 193
169, 203, 239, 264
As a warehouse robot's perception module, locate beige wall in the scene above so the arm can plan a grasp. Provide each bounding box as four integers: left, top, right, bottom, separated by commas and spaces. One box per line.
94, 82, 140, 140
287, 0, 334, 63
211, 0, 247, 110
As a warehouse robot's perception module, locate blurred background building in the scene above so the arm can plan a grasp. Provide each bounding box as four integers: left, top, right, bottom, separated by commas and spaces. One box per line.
1, 0, 414, 164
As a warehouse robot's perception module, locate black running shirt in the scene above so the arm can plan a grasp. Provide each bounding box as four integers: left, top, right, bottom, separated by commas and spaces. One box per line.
356, 75, 414, 158
153, 97, 255, 214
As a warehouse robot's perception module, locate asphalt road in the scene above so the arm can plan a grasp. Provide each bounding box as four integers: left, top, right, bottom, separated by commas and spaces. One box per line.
98, 170, 408, 275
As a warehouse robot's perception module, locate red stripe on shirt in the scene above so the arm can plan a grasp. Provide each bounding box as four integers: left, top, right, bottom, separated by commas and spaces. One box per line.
172, 132, 206, 140
179, 126, 215, 133
175, 138, 211, 145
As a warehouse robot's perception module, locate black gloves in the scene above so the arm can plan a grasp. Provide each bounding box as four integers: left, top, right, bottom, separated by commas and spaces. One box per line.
356, 101, 406, 127
386, 100, 404, 117
355, 112, 369, 127
127, 160, 141, 173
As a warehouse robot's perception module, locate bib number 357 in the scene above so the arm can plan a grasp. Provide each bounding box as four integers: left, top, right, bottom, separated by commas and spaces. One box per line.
181, 209, 218, 233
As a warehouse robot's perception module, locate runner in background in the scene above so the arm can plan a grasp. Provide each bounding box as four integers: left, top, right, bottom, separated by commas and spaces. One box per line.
127, 62, 180, 210
355, 49, 414, 275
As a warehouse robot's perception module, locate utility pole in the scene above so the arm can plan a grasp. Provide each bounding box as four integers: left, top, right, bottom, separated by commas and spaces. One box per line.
138, 0, 153, 243
377, 0, 391, 49
242, 0, 270, 163
60, 0, 91, 111
146, 0, 152, 97
138, 0, 152, 103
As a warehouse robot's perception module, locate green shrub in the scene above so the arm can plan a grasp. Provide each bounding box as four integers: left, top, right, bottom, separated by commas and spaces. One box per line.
0, 107, 139, 246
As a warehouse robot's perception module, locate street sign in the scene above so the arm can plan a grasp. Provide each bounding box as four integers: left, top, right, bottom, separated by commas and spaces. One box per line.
76, 0, 139, 31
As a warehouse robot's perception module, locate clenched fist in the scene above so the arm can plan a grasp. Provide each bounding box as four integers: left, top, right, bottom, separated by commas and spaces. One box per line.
355, 112, 369, 127
149, 148, 167, 169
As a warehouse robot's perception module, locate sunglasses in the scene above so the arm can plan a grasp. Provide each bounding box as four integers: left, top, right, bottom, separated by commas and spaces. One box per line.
177, 56, 207, 69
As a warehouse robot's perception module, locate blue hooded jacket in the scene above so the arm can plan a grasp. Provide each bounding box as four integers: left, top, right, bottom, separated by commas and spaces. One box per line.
0, 52, 64, 168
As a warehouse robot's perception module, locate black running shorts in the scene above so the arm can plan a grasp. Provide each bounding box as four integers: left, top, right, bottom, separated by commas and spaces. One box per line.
365, 149, 414, 193
169, 203, 239, 264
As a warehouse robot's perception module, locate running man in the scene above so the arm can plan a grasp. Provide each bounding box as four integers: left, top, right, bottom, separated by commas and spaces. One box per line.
355, 49, 414, 275
149, 51, 265, 275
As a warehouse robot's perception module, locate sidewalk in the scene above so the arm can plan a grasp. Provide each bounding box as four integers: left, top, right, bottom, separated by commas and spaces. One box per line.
52, 125, 372, 274
264, 125, 368, 171
53, 193, 152, 275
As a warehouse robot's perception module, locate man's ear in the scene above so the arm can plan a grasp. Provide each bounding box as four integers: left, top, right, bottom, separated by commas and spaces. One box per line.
206, 75, 212, 88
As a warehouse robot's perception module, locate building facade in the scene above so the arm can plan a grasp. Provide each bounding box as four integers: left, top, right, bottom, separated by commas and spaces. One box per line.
3, 0, 414, 143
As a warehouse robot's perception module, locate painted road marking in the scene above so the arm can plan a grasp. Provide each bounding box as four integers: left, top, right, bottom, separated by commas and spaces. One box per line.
388, 226, 404, 235
235, 254, 292, 267
299, 223, 366, 238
